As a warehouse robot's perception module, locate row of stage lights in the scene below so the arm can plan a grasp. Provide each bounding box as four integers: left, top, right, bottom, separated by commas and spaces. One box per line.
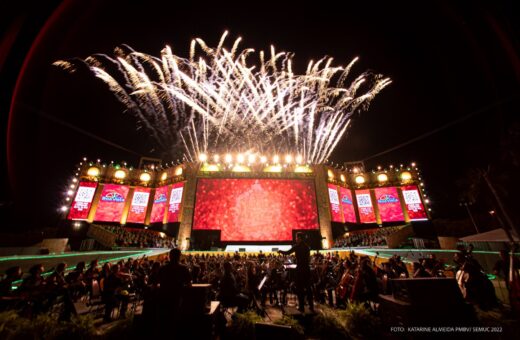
198, 153, 305, 165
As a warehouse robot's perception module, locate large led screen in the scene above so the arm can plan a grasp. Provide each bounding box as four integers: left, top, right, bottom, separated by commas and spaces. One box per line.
375, 187, 404, 222
193, 179, 319, 241
126, 187, 151, 224
355, 189, 377, 223
328, 184, 343, 222
94, 184, 130, 222
401, 185, 428, 221
339, 187, 357, 223
167, 182, 184, 222
150, 186, 168, 223
68, 181, 97, 220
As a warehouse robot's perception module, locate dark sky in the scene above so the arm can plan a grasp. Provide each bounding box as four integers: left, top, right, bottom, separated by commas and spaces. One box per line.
1, 0, 519, 230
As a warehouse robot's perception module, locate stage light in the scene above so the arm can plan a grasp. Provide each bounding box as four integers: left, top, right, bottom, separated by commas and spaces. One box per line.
340, 174, 346, 182
232, 165, 251, 172
248, 154, 255, 164
264, 165, 282, 173
198, 153, 208, 162
213, 155, 220, 163
202, 164, 220, 172
411, 162, 416, 167
83, 157, 87, 161
237, 154, 245, 163
174, 167, 183, 176
87, 167, 100, 177
72, 178, 77, 183
355, 175, 365, 184
273, 155, 280, 164
260, 156, 267, 163
140, 172, 151, 182
420, 182, 424, 186
400, 171, 412, 181
295, 155, 303, 164
424, 199, 430, 203
377, 173, 388, 182
353, 167, 359, 173
161, 172, 168, 181
225, 154, 232, 163
114, 170, 126, 179
327, 169, 334, 179
285, 155, 292, 163
69, 184, 75, 189
377, 165, 382, 170
294, 165, 312, 173
67, 190, 74, 196
60, 206, 68, 212
65, 197, 70, 201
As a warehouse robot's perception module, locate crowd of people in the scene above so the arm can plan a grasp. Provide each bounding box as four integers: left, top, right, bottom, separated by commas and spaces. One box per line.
0, 240, 511, 327
102, 225, 177, 248
333, 226, 402, 248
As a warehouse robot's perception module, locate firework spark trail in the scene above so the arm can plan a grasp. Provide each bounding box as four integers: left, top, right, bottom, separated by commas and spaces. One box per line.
54, 32, 391, 163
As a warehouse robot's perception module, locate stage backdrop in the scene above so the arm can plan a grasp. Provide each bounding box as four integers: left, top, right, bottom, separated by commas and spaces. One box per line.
193, 178, 319, 241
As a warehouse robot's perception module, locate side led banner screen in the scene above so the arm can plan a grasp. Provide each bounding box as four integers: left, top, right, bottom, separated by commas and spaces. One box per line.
94, 184, 130, 222
167, 182, 184, 222
68, 181, 97, 220
126, 187, 151, 224
150, 186, 168, 223
355, 189, 376, 223
375, 187, 404, 222
328, 184, 343, 222
401, 185, 428, 221
193, 178, 319, 241
340, 187, 357, 223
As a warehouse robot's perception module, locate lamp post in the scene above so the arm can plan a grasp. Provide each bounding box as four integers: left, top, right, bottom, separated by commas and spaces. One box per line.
459, 201, 480, 234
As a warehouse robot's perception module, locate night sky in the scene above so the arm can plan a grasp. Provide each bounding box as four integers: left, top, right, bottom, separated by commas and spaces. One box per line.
1, 0, 518, 231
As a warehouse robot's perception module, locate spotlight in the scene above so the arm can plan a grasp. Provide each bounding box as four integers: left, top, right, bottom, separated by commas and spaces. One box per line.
296, 155, 303, 164
60, 206, 68, 212
198, 153, 208, 162
285, 155, 292, 163
67, 190, 74, 196
248, 154, 255, 164
260, 156, 267, 163
225, 154, 232, 163
213, 155, 220, 162
237, 154, 245, 163
273, 155, 279, 164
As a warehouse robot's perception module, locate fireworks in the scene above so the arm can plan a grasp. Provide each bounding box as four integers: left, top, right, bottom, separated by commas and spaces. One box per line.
55, 32, 390, 163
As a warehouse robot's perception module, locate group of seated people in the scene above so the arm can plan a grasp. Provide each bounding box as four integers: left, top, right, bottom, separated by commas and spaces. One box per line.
0, 245, 506, 324
333, 226, 401, 248
101, 225, 177, 248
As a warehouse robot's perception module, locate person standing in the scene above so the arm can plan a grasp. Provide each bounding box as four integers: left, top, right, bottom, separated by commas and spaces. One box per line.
279, 232, 314, 313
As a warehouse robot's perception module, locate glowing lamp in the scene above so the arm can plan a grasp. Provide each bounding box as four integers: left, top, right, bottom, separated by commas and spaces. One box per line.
232, 165, 251, 172
424, 199, 430, 203
260, 156, 267, 163
377, 173, 388, 182
160, 172, 168, 181
340, 174, 346, 182
285, 155, 292, 163
327, 169, 334, 179
213, 155, 220, 162
60, 206, 68, 212
296, 155, 303, 164
355, 175, 365, 184
273, 155, 279, 164
174, 167, 183, 176
248, 154, 255, 164
140, 172, 151, 182
225, 154, 232, 163
400, 171, 412, 181
72, 178, 78, 183
67, 190, 74, 196
87, 167, 100, 177
198, 153, 208, 162
114, 170, 126, 179
237, 154, 245, 163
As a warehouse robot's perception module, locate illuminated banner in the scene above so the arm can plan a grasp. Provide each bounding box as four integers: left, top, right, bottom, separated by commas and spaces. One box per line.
375, 187, 404, 222
193, 179, 318, 241
126, 187, 151, 224
167, 182, 184, 223
68, 181, 97, 220
328, 184, 343, 222
401, 185, 428, 221
150, 186, 168, 223
355, 189, 376, 223
94, 184, 130, 222
340, 187, 357, 223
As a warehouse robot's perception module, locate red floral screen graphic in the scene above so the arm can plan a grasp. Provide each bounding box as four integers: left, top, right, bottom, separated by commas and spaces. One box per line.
339, 187, 357, 223
167, 182, 184, 223
150, 186, 169, 224
193, 178, 319, 241
375, 187, 404, 222
94, 184, 130, 222
355, 189, 377, 223
126, 187, 151, 224
68, 181, 97, 220
328, 184, 343, 222
401, 185, 428, 221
